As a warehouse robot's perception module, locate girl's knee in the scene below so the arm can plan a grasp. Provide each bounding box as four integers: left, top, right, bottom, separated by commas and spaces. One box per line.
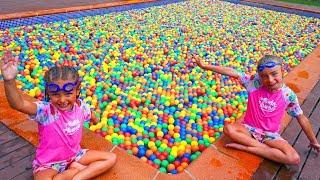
34, 170, 57, 180
99, 152, 116, 169
223, 124, 235, 136
108, 153, 117, 164
288, 153, 300, 165
283, 149, 300, 165
99, 152, 116, 164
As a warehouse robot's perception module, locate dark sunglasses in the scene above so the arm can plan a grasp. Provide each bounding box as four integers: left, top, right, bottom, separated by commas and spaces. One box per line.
257, 61, 281, 72
46, 81, 78, 93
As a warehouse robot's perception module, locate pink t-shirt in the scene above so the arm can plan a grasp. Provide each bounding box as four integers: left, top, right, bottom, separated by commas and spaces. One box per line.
29, 100, 91, 165
239, 73, 303, 133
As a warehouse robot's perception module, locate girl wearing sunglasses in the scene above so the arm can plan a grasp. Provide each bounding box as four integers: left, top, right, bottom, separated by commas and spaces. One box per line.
196, 54, 319, 165
1, 51, 116, 180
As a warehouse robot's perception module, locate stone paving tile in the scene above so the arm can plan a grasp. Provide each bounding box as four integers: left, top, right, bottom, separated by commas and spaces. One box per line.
81, 129, 114, 151
186, 145, 258, 179
213, 136, 262, 166
95, 147, 158, 180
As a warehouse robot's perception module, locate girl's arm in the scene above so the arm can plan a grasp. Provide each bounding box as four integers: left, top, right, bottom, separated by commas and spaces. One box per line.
195, 56, 240, 79
296, 114, 320, 154
1, 51, 37, 116
90, 111, 100, 124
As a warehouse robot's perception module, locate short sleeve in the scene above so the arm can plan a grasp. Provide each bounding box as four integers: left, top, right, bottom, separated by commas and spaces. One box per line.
79, 100, 91, 122
29, 101, 54, 125
237, 72, 261, 92
284, 87, 303, 117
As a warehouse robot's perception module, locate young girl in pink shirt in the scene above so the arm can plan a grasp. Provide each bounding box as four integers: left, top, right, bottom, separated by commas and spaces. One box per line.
1, 51, 116, 180
196, 55, 319, 165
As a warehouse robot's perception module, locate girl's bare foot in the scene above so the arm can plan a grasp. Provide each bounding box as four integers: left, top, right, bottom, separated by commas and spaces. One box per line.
225, 143, 248, 150
70, 162, 87, 171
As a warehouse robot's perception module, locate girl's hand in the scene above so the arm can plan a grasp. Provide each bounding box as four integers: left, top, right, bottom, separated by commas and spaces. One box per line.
309, 142, 320, 155
1, 51, 19, 81
194, 55, 204, 68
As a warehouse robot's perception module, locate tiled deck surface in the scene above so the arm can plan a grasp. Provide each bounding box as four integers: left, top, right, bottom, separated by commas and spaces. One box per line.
0, 0, 320, 179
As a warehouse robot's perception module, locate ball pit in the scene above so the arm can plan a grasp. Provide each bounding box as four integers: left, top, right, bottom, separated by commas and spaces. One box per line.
1, 0, 320, 174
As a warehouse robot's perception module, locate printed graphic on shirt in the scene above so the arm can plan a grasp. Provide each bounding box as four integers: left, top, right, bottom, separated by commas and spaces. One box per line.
237, 71, 303, 117
63, 119, 81, 135
259, 97, 277, 112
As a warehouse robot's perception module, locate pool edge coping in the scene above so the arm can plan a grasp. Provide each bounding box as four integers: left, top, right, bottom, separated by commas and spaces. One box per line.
0, 0, 156, 20
0, 47, 319, 179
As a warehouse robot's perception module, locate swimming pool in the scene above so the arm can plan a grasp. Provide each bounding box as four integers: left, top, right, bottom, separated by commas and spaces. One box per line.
0, 0, 319, 174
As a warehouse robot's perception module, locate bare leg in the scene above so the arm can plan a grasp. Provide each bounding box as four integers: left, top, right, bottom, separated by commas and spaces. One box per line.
34, 168, 57, 180
72, 150, 116, 180
224, 123, 268, 148
70, 161, 87, 171
53, 168, 79, 180
223, 123, 300, 164
225, 143, 249, 149
228, 140, 300, 165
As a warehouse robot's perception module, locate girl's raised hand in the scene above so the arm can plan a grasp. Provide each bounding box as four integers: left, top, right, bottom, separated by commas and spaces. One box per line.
1, 51, 19, 81
309, 142, 320, 155
194, 55, 204, 68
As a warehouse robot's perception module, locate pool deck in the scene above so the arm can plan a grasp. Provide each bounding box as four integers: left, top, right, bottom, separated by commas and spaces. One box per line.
3, 49, 320, 179
243, 0, 320, 14
0, 0, 155, 20
1, 0, 320, 179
